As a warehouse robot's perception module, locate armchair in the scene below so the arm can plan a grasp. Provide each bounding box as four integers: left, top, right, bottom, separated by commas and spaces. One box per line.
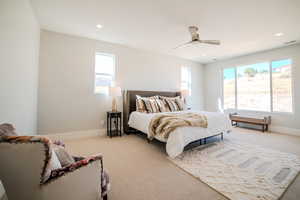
0, 135, 108, 200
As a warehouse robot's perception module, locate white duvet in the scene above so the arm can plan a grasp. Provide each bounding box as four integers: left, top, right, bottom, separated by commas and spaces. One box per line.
128, 110, 232, 158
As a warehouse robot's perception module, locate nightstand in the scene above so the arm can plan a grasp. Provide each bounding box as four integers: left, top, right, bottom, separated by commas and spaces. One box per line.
106, 111, 122, 137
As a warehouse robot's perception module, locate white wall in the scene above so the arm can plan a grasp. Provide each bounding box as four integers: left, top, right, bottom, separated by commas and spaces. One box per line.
204, 44, 300, 134
0, 0, 40, 198
38, 30, 204, 134
0, 0, 40, 135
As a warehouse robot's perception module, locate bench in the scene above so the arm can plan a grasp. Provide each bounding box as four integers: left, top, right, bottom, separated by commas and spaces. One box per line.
229, 113, 271, 132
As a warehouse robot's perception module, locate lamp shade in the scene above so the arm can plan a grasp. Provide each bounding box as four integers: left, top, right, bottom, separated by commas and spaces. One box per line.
109, 86, 122, 97
181, 89, 190, 97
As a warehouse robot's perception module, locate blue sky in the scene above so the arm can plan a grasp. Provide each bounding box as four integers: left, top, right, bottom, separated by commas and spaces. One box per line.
224, 59, 291, 80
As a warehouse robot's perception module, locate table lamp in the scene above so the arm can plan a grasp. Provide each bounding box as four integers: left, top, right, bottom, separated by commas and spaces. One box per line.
181, 89, 190, 104
109, 86, 122, 112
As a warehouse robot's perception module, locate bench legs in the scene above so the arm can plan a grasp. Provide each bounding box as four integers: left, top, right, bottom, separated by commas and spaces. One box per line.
262, 124, 269, 132
232, 120, 268, 133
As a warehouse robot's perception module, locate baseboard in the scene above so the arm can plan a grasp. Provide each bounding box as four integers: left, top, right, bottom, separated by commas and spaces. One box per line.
269, 126, 300, 137
44, 129, 106, 141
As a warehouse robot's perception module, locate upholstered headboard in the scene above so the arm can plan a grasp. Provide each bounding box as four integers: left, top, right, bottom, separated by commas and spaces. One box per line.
123, 90, 181, 133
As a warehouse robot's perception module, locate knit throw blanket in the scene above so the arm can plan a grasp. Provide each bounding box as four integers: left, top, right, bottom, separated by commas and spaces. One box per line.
148, 113, 208, 140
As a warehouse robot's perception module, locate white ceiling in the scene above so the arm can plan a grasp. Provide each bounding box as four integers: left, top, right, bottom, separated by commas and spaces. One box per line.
30, 0, 300, 63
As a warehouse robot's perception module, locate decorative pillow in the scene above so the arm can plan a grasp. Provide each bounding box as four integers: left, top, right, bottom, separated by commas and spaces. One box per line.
136, 95, 160, 113
136, 95, 147, 113
175, 98, 185, 110
43, 149, 62, 182
143, 98, 160, 113
53, 145, 75, 167
53, 140, 66, 148
0, 123, 17, 137
159, 96, 183, 111
155, 98, 171, 112
164, 98, 180, 111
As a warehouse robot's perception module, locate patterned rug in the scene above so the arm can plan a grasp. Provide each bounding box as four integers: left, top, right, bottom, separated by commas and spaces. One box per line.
169, 141, 300, 200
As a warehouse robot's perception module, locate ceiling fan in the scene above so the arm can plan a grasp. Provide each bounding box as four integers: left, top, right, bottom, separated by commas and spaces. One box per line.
174, 26, 221, 49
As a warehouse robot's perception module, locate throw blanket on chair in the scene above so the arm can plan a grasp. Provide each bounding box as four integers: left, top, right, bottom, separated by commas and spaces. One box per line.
148, 113, 208, 140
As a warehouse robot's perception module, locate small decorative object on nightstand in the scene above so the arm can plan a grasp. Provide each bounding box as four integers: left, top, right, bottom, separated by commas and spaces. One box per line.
107, 111, 122, 137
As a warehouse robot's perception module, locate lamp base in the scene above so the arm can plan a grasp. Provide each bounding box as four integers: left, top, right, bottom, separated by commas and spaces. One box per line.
112, 97, 117, 112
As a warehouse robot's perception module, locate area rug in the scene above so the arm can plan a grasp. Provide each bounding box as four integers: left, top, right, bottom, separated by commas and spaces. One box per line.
169, 141, 300, 200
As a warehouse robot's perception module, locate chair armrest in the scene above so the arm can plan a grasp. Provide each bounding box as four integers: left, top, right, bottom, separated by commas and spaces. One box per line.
44, 154, 103, 185
41, 155, 103, 200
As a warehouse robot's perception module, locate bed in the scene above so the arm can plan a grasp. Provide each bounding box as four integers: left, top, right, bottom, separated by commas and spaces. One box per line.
123, 90, 231, 158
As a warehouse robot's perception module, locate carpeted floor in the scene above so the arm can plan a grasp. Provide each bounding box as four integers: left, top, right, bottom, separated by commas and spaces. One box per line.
2, 128, 300, 200
63, 128, 300, 200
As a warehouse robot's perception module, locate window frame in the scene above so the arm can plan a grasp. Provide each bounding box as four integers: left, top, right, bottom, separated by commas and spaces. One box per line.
94, 52, 116, 94
221, 58, 294, 114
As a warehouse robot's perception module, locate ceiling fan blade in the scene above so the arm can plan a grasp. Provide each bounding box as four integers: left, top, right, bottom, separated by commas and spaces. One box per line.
173, 41, 194, 49
199, 40, 221, 45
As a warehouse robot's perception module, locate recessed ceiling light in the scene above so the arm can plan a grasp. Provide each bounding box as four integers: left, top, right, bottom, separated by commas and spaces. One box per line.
96, 24, 103, 29
274, 32, 283, 37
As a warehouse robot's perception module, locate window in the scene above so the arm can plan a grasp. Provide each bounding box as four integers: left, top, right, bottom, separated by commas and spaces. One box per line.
94, 53, 115, 94
223, 68, 236, 110
237, 62, 270, 111
223, 59, 293, 113
181, 66, 192, 94
272, 59, 293, 112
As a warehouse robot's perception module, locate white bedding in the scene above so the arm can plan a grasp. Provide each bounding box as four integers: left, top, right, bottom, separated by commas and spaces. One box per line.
128, 110, 232, 158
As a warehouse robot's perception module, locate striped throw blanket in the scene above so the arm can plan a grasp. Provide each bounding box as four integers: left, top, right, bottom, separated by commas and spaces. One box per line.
148, 113, 208, 140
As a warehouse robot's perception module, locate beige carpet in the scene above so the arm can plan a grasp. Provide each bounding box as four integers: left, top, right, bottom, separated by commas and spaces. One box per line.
62, 128, 300, 200
3, 128, 300, 200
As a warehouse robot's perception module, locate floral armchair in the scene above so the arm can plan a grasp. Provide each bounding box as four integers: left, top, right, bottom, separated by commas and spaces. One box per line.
0, 135, 109, 200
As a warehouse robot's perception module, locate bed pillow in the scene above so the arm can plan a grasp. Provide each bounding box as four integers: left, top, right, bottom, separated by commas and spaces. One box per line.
136, 95, 160, 113
155, 98, 171, 112
143, 98, 160, 113
136, 96, 148, 113
159, 96, 184, 111
175, 98, 185, 110
164, 98, 180, 111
